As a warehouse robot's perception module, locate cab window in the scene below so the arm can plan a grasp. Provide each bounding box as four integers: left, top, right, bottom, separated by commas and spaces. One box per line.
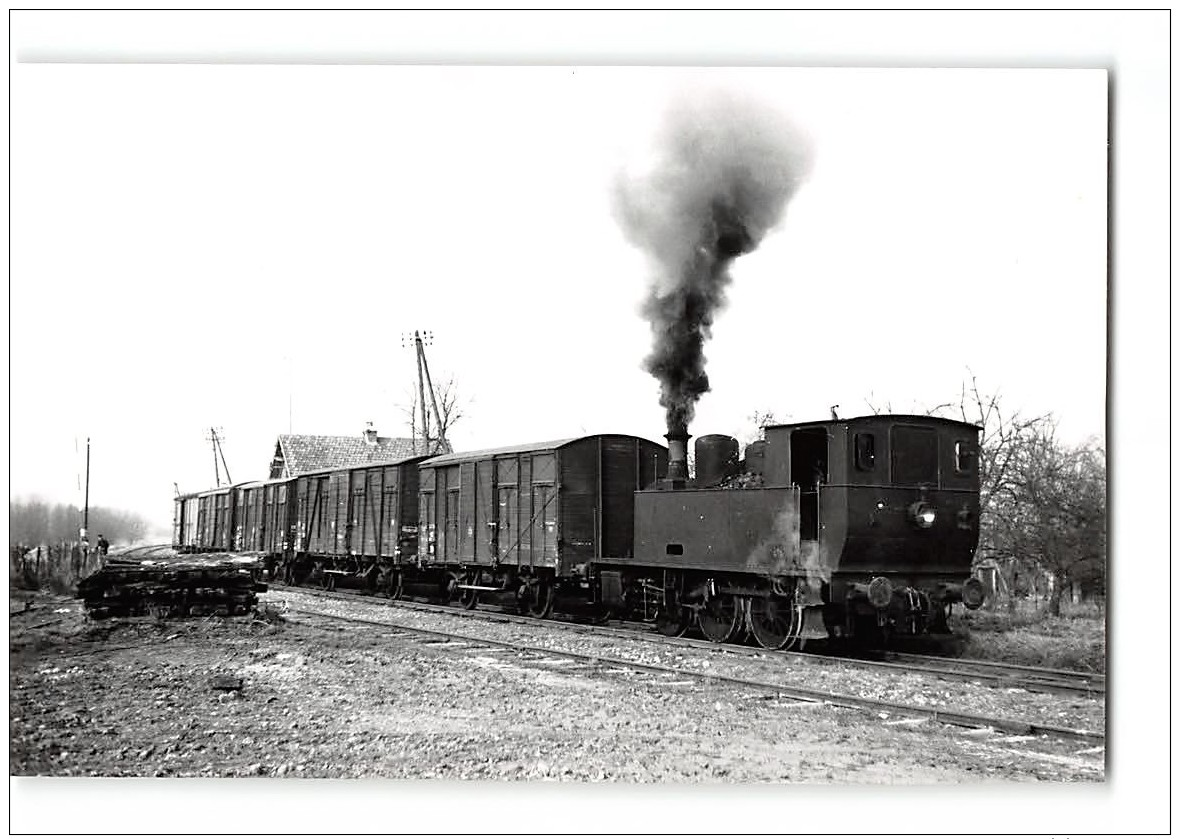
891, 425, 939, 485
955, 440, 978, 474
854, 433, 876, 471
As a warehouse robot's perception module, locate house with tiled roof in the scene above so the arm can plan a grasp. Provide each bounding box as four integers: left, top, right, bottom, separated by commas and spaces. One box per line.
267, 423, 450, 479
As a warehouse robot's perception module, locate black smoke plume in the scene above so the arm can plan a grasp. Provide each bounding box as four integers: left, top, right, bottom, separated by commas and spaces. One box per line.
613, 89, 813, 434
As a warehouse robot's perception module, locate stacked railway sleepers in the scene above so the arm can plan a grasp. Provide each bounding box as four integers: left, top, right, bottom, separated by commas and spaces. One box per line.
77, 553, 267, 619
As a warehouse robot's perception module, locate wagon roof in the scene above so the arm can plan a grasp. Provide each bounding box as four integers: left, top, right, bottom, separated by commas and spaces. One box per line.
419, 434, 665, 468
292, 453, 433, 479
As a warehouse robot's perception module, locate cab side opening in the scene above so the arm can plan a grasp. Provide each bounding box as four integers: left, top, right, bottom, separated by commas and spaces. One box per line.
790, 427, 828, 541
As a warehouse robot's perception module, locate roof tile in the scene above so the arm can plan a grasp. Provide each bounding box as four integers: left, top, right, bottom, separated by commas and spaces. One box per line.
275, 434, 447, 476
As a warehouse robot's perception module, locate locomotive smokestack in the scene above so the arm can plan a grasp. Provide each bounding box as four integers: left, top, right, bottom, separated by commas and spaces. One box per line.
664, 426, 690, 487
613, 88, 812, 435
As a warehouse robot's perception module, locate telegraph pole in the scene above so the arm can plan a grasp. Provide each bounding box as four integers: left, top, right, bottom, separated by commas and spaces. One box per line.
82, 437, 90, 544
415, 334, 430, 455
206, 427, 231, 486
217, 432, 232, 485
419, 340, 445, 454
403, 330, 437, 455
211, 428, 221, 487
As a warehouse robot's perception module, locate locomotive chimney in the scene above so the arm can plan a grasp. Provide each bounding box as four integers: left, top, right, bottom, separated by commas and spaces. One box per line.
664, 426, 691, 489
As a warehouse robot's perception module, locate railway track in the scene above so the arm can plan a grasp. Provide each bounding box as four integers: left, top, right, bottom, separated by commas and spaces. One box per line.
106, 551, 1106, 698
860, 650, 1105, 697
281, 600, 1104, 746
268, 582, 1106, 699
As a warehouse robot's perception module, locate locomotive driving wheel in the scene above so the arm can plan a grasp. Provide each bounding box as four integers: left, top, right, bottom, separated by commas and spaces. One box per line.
654, 574, 690, 637
747, 594, 803, 651
697, 580, 744, 643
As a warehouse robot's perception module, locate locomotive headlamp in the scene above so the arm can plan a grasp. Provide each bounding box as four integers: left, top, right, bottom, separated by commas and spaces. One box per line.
867, 576, 894, 609
962, 577, 985, 610
908, 501, 937, 529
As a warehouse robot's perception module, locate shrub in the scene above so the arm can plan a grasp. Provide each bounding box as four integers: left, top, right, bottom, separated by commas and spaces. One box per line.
952, 601, 1106, 672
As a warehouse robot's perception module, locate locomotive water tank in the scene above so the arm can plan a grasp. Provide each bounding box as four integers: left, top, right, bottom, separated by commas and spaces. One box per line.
694, 434, 740, 487
743, 439, 768, 478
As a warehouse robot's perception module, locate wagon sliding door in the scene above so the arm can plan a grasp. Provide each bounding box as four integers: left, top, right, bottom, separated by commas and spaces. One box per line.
330, 472, 350, 556
349, 470, 370, 557
496, 485, 518, 566
418, 486, 437, 563
379, 467, 400, 560
530, 452, 558, 569
441, 465, 461, 565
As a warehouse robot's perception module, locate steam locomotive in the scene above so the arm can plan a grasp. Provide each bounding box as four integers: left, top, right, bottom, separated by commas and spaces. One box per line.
173, 413, 985, 649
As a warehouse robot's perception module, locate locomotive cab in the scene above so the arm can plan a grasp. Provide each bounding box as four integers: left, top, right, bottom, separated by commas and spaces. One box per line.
765, 414, 983, 637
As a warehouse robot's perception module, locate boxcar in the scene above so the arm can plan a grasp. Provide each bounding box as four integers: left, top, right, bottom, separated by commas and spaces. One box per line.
172, 493, 202, 552
416, 434, 667, 614
277, 455, 428, 591
194, 487, 234, 551
232, 482, 267, 552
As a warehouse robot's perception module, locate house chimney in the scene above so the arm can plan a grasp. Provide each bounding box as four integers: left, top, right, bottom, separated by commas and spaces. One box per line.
664, 427, 690, 489
363, 422, 378, 445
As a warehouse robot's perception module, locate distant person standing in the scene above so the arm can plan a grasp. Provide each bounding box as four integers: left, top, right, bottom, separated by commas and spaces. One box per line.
97, 534, 110, 556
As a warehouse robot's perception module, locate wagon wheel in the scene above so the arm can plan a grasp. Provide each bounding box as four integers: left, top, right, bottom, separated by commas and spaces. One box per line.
526, 577, 555, 619
697, 582, 744, 643
747, 594, 803, 651
459, 572, 480, 610
654, 581, 690, 638
361, 563, 380, 594
387, 569, 404, 601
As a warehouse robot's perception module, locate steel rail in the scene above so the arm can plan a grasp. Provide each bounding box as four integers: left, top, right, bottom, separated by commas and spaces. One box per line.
284, 604, 1104, 745
268, 583, 1106, 698
871, 649, 1107, 683
855, 653, 1105, 695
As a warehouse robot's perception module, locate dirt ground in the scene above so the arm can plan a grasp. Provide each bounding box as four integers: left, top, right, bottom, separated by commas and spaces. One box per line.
9, 589, 1103, 791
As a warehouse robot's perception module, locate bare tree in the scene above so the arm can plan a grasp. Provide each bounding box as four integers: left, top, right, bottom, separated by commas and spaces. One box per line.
396, 375, 467, 456
987, 427, 1106, 615
740, 409, 783, 447
934, 374, 1104, 613
9, 497, 149, 547
431, 375, 466, 454
864, 391, 956, 418
949, 375, 1053, 561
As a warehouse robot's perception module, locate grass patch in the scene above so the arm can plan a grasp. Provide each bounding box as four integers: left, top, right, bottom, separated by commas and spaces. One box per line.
951, 600, 1106, 673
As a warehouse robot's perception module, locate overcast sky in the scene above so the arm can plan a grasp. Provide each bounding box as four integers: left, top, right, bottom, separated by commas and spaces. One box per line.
11, 63, 1111, 528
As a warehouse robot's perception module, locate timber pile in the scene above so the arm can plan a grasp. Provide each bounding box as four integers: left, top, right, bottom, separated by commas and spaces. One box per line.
77, 554, 267, 619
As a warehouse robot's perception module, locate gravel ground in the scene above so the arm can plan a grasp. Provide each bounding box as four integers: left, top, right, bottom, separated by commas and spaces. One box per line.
10, 590, 1104, 783
269, 588, 1106, 735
